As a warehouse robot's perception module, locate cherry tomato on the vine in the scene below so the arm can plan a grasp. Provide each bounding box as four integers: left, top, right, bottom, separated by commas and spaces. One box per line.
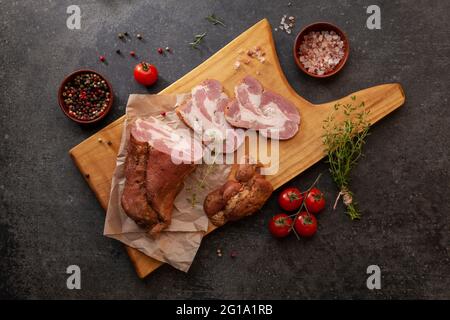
278, 187, 304, 211
305, 187, 325, 214
294, 212, 318, 238
269, 213, 293, 238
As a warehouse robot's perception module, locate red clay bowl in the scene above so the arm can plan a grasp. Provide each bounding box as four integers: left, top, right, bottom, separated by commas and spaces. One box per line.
58, 69, 113, 124
293, 22, 350, 78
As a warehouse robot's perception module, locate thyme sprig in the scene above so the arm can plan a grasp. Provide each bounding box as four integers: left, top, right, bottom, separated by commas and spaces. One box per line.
206, 14, 226, 27
189, 32, 207, 49
186, 152, 220, 207
322, 96, 370, 220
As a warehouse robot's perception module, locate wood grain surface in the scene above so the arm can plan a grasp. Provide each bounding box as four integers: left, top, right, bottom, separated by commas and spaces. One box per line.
69, 19, 405, 278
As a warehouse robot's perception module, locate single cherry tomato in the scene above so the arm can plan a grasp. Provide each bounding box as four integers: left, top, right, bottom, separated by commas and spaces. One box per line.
294, 212, 318, 237
133, 62, 158, 86
268, 213, 293, 238
278, 187, 304, 211
305, 187, 326, 214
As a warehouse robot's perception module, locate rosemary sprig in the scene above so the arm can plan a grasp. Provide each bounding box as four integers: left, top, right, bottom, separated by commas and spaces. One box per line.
322, 97, 370, 220
189, 32, 207, 49
206, 14, 226, 27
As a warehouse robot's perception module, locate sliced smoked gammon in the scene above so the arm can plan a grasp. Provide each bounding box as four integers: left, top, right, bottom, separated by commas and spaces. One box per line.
121, 130, 195, 236
177, 79, 244, 153
132, 117, 203, 164
224, 76, 300, 140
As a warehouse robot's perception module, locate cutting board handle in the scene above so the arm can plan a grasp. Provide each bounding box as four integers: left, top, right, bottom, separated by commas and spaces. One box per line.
314, 83, 406, 122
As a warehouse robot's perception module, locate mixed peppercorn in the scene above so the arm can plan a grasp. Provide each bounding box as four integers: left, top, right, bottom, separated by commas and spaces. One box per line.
62, 73, 111, 121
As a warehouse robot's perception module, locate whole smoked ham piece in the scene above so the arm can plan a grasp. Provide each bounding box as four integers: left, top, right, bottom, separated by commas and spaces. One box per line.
121, 127, 195, 236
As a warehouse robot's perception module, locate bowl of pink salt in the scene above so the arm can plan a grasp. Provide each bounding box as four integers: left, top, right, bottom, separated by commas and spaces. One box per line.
293, 22, 349, 78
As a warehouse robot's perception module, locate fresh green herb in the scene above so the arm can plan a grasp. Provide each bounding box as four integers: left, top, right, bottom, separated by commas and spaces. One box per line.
322, 97, 370, 220
206, 14, 226, 27
190, 193, 197, 208
186, 153, 221, 207
189, 32, 207, 49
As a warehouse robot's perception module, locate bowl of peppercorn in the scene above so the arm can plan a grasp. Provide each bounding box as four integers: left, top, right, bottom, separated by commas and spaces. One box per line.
58, 70, 113, 124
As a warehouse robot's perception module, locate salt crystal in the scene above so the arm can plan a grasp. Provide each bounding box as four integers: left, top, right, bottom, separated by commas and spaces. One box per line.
279, 14, 295, 34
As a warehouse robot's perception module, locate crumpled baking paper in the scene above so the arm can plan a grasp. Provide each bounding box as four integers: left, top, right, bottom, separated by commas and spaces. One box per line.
103, 94, 231, 272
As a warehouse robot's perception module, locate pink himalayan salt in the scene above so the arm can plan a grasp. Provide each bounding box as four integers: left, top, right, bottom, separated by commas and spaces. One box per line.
298, 30, 345, 76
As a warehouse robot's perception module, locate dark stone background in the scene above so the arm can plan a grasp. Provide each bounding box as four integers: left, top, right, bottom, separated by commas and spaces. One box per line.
0, 0, 449, 299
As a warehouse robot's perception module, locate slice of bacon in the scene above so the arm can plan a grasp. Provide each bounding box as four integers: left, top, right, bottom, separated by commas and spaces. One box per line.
177, 79, 244, 153
131, 117, 203, 164
225, 76, 300, 140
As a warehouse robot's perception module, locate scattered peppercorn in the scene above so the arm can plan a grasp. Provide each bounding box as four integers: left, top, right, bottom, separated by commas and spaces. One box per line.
98, 138, 103, 143
118, 32, 124, 39
99, 55, 106, 62
165, 46, 171, 53
107, 141, 112, 146
157, 47, 164, 54
136, 34, 142, 40
130, 51, 136, 57
85, 173, 90, 179
124, 32, 129, 37
116, 49, 121, 55
62, 73, 110, 122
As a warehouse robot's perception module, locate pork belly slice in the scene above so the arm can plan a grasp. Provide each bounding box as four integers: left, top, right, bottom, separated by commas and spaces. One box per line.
121, 131, 195, 236
177, 79, 244, 153
203, 163, 273, 227
225, 76, 300, 140
132, 117, 203, 164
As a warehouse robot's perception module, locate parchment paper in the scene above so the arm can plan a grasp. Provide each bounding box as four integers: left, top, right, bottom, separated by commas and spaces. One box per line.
103, 94, 231, 272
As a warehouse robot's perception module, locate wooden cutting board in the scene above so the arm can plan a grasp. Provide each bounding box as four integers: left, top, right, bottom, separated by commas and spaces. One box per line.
69, 18, 405, 278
